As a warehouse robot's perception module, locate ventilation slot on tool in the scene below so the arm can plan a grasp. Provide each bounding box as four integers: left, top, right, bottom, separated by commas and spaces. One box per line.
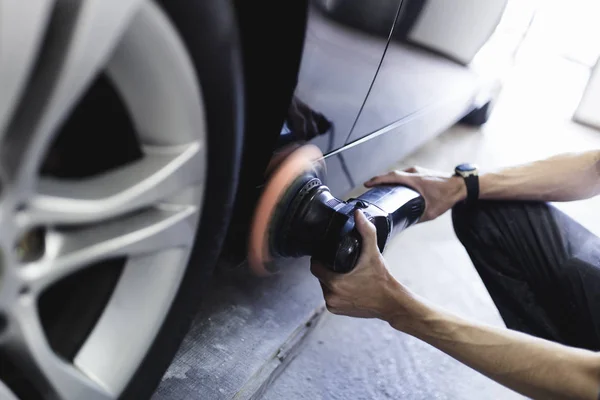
411, 202, 425, 218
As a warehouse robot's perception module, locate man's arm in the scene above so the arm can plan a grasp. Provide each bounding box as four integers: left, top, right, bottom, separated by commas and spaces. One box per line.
479, 150, 600, 201
364, 150, 600, 221
392, 295, 600, 400
311, 210, 600, 400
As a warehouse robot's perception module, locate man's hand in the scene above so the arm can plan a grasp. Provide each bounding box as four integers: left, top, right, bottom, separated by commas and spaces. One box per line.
311, 210, 422, 325
365, 166, 466, 222
310, 212, 600, 400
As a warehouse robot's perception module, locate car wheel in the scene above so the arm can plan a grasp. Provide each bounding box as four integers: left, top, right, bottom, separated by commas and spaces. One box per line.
460, 100, 494, 127
0, 1, 243, 399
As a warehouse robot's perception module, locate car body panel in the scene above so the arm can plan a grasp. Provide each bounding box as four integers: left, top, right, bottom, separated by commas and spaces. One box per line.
321, 153, 354, 195
406, 0, 508, 65
345, 42, 479, 144
286, 0, 505, 193
288, 1, 401, 155
222, 0, 506, 263
339, 83, 475, 186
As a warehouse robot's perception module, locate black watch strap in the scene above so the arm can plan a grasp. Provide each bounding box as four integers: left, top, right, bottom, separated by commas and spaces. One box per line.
454, 164, 479, 206
463, 174, 479, 205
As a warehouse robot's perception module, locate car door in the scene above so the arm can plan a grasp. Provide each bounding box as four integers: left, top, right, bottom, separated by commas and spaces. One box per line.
281, 0, 403, 194
341, 0, 507, 185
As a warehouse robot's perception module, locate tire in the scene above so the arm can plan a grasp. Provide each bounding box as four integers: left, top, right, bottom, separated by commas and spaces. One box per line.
0, 1, 243, 399
460, 100, 493, 127
121, 1, 244, 398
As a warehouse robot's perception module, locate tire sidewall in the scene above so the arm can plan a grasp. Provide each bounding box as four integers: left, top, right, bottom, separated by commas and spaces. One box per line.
120, 1, 244, 398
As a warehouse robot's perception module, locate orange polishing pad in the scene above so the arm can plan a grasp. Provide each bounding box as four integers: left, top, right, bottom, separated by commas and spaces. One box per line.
248, 144, 325, 276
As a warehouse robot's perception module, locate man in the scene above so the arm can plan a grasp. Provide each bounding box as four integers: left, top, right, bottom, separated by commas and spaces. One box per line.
311, 150, 600, 399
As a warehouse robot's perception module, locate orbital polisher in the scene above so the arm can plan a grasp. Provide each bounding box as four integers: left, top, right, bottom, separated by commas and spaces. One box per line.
248, 145, 425, 276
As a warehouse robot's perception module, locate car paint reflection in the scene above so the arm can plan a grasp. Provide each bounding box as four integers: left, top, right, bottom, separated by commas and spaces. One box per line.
279, 1, 399, 154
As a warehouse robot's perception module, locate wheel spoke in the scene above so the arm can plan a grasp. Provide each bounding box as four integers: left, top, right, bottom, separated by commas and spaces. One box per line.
21, 205, 198, 292
106, 0, 207, 148
0, 1, 208, 398
0, 0, 53, 140
4, 300, 112, 399
26, 142, 204, 226
2, 0, 146, 193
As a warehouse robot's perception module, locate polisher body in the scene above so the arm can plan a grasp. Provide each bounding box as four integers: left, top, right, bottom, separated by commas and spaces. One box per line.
272, 177, 424, 273
248, 145, 424, 275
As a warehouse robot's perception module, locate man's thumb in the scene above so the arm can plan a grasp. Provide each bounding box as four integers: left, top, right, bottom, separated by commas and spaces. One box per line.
354, 210, 378, 248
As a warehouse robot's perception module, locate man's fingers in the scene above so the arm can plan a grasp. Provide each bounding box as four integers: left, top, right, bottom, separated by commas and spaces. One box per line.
354, 210, 378, 249
364, 169, 417, 187
319, 282, 331, 297
365, 173, 394, 187
310, 259, 338, 283
364, 170, 396, 187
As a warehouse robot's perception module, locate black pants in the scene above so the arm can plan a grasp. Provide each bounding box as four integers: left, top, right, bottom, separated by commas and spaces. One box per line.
452, 201, 600, 351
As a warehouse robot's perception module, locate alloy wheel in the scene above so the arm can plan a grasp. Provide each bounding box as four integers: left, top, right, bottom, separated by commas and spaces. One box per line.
0, 1, 206, 398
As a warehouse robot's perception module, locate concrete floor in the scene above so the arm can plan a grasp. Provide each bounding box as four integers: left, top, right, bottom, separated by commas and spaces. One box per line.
261, 47, 600, 399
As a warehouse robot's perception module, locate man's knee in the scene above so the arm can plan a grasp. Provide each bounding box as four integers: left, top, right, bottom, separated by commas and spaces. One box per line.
451, 201, 473, 238
451, 201, 492, 246
451, 200, 549, 248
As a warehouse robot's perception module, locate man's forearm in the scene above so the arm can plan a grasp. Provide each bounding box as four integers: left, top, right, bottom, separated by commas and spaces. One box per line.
477, 151, 600, 202
387, 294, 600, 400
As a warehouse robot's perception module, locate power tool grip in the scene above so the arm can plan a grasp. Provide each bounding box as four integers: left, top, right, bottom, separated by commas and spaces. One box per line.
330, 185, 424, 273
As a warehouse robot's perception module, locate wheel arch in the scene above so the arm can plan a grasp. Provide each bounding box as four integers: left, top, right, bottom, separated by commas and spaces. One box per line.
221, 0, 310, 263
121, 0, 310, 394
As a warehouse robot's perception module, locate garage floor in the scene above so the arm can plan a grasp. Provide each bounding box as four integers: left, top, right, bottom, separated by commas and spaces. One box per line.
154, 43, 600, 400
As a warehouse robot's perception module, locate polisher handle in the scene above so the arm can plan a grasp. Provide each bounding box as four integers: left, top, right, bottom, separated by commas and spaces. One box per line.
330, 213, 387, 273
330, 185, 425, 273
357, 185, 425, 234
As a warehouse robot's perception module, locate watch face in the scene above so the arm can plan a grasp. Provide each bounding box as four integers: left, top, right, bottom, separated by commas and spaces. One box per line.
455, 163, 477, 173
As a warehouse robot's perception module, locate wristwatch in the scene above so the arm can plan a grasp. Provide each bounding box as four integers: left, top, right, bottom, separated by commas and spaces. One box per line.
454, 163, 479, 205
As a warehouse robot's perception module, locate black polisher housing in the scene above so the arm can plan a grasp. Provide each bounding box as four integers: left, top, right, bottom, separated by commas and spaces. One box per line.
269, 166, 425, 273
